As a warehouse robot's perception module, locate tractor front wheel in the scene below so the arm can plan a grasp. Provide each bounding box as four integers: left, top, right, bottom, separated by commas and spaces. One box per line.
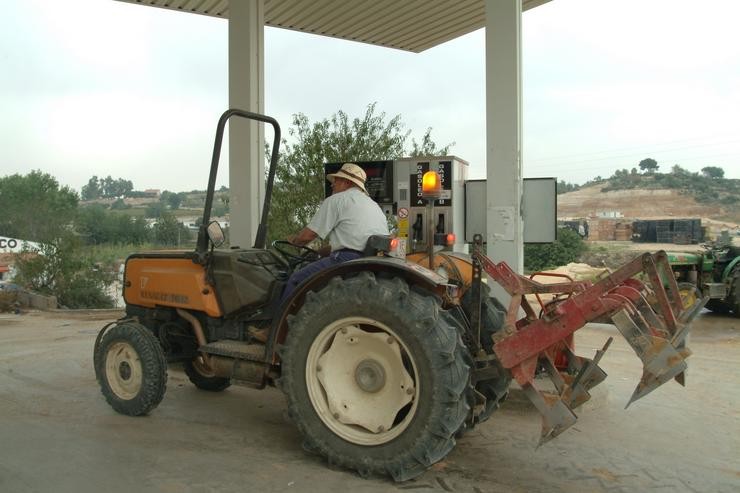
280, 273, 470, 481
94, 322, 167, 416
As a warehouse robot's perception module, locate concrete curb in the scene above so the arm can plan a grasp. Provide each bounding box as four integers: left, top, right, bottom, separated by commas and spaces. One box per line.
46, 308, 125, 320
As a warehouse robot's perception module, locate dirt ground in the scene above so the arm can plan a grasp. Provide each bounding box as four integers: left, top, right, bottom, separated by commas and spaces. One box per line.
0, 309, 738, 493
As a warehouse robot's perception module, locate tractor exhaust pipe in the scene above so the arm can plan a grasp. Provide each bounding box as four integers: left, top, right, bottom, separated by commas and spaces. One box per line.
176, 308, 211, 367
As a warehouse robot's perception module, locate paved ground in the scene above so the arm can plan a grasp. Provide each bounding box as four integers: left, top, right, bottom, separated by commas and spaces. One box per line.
0, 309, 738, 493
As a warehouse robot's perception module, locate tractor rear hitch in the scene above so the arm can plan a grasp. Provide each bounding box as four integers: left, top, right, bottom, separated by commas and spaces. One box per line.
471, 236, 706, 444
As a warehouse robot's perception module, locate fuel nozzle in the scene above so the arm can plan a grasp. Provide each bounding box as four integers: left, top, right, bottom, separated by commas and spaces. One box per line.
412, 214, 423, 251
434, 214, 447, 246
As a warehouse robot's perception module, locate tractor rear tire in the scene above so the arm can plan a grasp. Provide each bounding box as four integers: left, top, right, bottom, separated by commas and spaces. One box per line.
94, 321, 167, 416
705, 298, 732, 314
280, 272, 470, 481
184, 356, 231, 392
729, 268, 740, 317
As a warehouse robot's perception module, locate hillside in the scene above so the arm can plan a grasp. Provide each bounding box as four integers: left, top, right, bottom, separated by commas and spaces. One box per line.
558, 184, 740, 239
558, 185, 727, 219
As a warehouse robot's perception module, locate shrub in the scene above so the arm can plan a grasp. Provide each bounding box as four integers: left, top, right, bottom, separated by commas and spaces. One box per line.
524, 228, 586, 272
0, 290, 18, 313
13, 234, 115, 309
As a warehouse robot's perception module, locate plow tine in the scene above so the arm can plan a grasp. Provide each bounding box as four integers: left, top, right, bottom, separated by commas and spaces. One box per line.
521, 384, 577, 447
566, 337, 611, 409
612, 310, 689, 408
674, 370, 686, 387
627, 343, 688, 408
539, 355, 566, 394
673, 295, 708, 345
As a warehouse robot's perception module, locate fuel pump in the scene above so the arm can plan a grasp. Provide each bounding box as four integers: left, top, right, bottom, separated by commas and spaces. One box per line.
392, 157, 468, 254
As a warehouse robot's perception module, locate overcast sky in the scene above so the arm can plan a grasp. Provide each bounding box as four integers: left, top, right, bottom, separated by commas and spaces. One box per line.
1, 0, 739, 193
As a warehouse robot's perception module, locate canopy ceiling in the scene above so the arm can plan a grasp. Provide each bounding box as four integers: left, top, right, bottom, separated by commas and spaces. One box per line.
117, 0, 551, 52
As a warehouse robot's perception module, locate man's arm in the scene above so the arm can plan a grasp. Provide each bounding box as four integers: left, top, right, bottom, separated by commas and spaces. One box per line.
288, 227, 318, 247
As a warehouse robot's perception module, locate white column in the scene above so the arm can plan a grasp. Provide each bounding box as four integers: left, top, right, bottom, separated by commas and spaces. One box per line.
484, 0, 523, 280
228, 0, 265, 248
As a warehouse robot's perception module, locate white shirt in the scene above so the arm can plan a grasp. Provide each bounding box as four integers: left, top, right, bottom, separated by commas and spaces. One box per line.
307, 187, 390, 252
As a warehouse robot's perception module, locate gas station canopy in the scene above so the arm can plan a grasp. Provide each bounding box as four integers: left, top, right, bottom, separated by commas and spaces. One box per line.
118, 0, 550, 52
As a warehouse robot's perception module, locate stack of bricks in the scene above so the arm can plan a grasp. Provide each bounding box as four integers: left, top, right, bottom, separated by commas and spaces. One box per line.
614, 222, 633, 241
593, 219, 616, 241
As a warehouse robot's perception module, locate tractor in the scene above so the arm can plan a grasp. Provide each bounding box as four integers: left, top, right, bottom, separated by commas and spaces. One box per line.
95, 109, 705, 481
668, 239, 740, 316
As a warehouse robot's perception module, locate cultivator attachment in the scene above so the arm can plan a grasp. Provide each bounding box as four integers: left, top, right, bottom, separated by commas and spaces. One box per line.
470, 237, 707, 444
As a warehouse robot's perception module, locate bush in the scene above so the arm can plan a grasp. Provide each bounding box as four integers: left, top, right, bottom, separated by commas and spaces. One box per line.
110, 198, 129, 210
13, 234, 115, 309
145, 202, 166, 218
0, 290, 19, 313
56, 275, 114, 309
524, 228, 586, 272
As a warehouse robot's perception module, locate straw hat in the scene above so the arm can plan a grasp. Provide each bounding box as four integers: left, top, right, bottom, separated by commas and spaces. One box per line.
326, 163, 368, 194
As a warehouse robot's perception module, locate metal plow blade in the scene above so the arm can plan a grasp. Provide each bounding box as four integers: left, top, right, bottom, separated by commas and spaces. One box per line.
525, 339, 613, 446
611, 297, 702, 408
562, 338, 612, 410
521, 383, 577, 446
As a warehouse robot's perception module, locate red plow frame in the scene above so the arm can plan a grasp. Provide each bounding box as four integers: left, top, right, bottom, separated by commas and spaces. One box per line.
470, 236, 706, 443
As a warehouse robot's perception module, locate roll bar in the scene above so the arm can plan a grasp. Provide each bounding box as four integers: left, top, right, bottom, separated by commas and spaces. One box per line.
196, 109, 281, 257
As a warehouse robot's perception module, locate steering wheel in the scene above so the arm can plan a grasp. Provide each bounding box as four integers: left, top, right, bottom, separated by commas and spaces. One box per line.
272, 240, 320, 269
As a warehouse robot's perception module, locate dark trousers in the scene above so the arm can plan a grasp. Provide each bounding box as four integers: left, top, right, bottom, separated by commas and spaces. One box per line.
280, 249, 362, 306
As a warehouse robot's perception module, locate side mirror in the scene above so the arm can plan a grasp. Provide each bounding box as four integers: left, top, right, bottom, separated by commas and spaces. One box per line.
207, 221, 225, 248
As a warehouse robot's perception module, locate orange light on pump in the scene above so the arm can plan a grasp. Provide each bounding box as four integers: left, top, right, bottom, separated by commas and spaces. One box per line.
421, 171, 442, 199
389, 238, 399, 251
446, 233, 456, 246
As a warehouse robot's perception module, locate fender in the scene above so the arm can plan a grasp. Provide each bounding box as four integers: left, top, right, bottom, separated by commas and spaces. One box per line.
267, 257, 452, 363
721, 255, 740, 283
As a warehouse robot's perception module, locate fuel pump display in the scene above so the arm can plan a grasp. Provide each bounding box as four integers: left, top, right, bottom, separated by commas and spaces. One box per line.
324, 161, 394, 216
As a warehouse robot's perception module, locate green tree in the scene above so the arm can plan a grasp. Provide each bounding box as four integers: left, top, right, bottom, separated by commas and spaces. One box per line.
76, 205, 150, 245
267, 103, 451, 241
145, 202, 166, 218
81, 176, 102, 200
701, 166, 724, 179
671, 164, 690, 175
160, 190, 185, 210
0, 170, 78, 242
130, 216, 152, 245
556, 180, 580, 194
100, 176, 133, 198
638, 158, 659, 173
408, 128, 453, 157
113, 178, 133, 198
153, 213, 188, 246
76, 205, 111, 244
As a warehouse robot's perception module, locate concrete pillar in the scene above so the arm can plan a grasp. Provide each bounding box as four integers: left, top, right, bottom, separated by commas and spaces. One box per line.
484, 0, 523, 282
228, 0, 265, 247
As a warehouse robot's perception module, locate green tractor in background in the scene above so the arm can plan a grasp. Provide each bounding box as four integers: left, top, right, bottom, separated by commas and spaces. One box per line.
668, 236, 740, 316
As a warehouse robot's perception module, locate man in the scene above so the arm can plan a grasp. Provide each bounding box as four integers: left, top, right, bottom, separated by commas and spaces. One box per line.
280, 162, 389, 305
